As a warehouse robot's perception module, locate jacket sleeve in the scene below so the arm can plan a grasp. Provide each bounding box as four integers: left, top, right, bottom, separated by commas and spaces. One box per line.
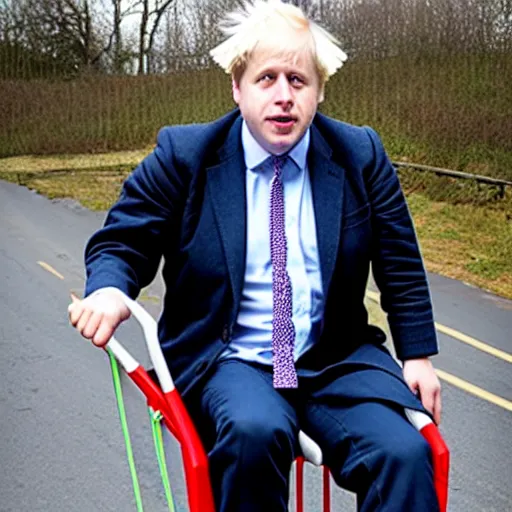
84, 127, 188, 299
363, 126, 438, 360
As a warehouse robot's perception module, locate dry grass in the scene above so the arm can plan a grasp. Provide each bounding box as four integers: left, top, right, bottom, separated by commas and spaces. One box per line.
0, 149, 151, 174
3, 56, 511, 184
27, 169, 131, 211
0, 152, 145, 210
407, 194, 512, 299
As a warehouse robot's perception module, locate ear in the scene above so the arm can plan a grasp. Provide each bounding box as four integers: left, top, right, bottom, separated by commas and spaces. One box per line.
232, 78, 241, 104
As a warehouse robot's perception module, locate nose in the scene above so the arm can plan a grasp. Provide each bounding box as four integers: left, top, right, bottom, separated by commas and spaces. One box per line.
274, 74, 293, 108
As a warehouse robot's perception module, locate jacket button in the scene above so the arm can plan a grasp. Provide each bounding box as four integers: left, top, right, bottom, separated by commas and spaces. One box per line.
221, 324, 231, 343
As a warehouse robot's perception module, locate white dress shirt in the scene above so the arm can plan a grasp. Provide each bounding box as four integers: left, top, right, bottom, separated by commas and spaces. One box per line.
221, 121, 324, 365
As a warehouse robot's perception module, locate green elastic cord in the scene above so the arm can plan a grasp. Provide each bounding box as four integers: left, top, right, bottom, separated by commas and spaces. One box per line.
107, 348, 144, 512
149, 408, 176, 512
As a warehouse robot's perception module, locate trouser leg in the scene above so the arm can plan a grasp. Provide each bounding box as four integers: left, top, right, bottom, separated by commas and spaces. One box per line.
196, 360, 299, 512
304, 401, 439, 512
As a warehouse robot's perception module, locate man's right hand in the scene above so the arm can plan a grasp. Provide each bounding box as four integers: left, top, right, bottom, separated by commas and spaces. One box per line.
68, 289, 130, 347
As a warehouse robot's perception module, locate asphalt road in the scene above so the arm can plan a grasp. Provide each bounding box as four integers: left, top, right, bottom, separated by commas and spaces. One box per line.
1, 179, 511, 511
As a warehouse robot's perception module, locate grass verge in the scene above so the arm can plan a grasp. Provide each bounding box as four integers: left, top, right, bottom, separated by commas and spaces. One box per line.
407, 194, 512, 299
0, 149, 151, 173
0, 164, 135, 211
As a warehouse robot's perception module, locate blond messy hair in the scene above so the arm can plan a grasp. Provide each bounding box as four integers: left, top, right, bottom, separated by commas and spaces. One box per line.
209, 0, 348, 85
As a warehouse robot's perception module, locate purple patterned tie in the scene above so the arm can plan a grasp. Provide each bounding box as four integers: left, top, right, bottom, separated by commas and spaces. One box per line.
270, 155, 298, 388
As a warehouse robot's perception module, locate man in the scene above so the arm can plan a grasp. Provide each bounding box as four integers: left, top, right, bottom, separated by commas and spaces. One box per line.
69, 1, 442, 510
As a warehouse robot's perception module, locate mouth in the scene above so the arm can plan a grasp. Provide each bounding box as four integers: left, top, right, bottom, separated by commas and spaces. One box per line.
267, 115, 297, 130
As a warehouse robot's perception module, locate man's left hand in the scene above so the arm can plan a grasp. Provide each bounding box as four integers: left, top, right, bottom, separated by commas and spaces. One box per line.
403, 358, 442, 425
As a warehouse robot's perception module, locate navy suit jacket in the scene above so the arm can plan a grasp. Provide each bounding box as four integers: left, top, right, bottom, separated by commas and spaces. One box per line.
84, 108, 438, 402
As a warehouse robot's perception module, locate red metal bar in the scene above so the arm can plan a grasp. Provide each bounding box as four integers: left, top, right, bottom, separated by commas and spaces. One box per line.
295, 456, 305, 512
420, 424, 450, 512
163, 390, 216, 512
127, 366, 179, 438
323, 466, 331, 512
125, 366, 216, 512
122, 358, 449, 512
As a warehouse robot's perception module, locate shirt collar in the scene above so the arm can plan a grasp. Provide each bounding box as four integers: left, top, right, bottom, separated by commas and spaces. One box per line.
241, 120, 310, 172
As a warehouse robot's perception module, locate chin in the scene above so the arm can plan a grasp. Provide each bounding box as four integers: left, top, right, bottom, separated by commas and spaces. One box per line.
269, 141, 292, 154
277, 137, 297, 150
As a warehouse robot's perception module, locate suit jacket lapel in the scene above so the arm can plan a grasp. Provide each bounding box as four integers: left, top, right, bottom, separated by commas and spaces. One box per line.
206, 117, 247, 316
308, 124, 346, 297
205, 116, 345, 316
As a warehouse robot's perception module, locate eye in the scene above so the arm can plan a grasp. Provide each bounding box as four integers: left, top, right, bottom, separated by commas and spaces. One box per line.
259, 73, 275, 83
289, 75, 305, 86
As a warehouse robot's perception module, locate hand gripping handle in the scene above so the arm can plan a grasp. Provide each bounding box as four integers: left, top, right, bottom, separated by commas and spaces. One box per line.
104, 288, 175, 393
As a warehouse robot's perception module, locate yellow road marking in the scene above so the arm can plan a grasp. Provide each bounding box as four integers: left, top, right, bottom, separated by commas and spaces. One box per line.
435, 369, 512, 412
365, 290, 512, 364
37, 261, 64, 280
435, 323, 512, 363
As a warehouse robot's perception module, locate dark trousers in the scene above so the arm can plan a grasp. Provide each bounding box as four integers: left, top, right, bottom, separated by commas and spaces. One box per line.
195, 357, 439, 512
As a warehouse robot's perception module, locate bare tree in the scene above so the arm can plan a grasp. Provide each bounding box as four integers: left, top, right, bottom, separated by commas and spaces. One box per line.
95, 0, 141, 74
129, 0, 175, 74
35, 0, 104, 69
2, 0, 511, 77
150, 0, 242, 73
0, 0, 109, 77
109, 0, 124, 72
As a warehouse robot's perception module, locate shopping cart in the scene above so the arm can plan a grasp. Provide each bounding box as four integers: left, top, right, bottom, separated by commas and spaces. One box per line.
104, 291, 450, 512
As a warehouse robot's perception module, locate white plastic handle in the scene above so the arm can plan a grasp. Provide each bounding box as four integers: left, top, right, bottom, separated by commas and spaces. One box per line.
297, 408, 432, 467
107, 337, 139, 373
299, 431, 323, 466
103, 288, 175, 393
404, 408, 432, 430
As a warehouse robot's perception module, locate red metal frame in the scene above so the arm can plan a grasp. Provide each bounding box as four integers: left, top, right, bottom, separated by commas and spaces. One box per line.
294, 427, 449, 512
120, 359, 450, 512
124, 364, 216, 512
420, 423, 450, 511
105, 292, 449, 512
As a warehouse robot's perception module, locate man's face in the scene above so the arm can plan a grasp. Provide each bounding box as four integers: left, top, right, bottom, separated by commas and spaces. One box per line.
233, 38, 323, 155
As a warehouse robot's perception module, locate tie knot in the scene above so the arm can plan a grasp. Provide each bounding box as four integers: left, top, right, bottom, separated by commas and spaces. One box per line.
271, 154, 287, 178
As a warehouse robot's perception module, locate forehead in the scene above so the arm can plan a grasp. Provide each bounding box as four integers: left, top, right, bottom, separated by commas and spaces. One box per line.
248, 49, 315, 73
246, 40, 317, 77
